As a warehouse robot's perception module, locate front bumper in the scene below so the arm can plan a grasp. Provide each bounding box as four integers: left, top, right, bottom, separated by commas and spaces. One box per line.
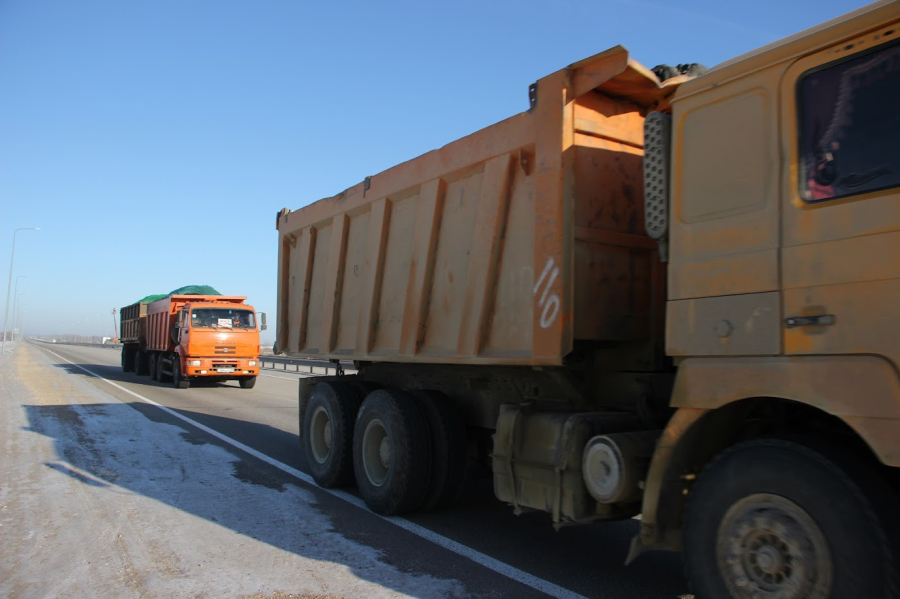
186, 358, 260, 377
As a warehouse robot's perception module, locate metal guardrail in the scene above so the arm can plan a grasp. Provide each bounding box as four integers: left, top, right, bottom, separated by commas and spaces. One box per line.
31, 339, 354, 376
31, 339, 121, 350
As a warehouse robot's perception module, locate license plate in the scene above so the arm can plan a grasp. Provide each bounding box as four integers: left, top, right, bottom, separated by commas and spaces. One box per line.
216, 367, 235, 373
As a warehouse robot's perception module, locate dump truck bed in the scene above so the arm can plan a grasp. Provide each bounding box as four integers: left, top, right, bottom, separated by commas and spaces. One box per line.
276, 47, 683, 366
119, 302, 146, 345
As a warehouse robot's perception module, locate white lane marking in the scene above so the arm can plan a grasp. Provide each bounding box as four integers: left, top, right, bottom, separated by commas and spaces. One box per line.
41, 347, 587, 599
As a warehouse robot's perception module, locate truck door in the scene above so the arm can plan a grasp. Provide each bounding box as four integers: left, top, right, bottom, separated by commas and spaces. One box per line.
781, 30, 900, 369
174, 308, 186, 345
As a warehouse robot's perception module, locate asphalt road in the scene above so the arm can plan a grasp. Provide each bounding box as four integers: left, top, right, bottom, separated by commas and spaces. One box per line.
27, 340, 692, 599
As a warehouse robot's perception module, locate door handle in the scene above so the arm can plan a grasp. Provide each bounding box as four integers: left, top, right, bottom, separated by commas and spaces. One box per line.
785, 314, 835, 328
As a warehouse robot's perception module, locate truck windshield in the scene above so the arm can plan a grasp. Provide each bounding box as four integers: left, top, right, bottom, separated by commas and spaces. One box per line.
190, 309, 256, 329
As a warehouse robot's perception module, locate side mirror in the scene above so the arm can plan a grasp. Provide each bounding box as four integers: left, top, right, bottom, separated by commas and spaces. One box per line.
172, 310, 184, 344
259, 312, 267, 331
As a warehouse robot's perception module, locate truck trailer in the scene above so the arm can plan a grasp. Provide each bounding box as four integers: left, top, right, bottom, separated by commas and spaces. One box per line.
120, 292, 266, 389
275, 2, 900, 597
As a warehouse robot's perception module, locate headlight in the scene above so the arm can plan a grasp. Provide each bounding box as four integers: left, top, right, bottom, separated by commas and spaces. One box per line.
188, 360, 202, 367
248, 360, 258, 367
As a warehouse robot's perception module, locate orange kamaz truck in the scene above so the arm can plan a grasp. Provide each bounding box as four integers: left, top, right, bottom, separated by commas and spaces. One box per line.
120, 287, 266, 389
275, 2, 900, 596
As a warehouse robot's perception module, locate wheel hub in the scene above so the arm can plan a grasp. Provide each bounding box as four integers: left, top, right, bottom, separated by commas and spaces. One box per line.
309, 406, 332, 465
755, 544, 784, 574
718, 493, 832, 598
362, 419, 390, 487
742, 528, 793, 587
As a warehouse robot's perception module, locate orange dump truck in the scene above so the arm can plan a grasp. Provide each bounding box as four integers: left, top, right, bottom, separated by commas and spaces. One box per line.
276, 2, 900, 596
120, 292, 266, 389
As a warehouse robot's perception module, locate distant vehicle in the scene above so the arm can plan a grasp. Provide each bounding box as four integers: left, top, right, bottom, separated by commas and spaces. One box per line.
120, 290, 266, 389
274, 2, 900, 597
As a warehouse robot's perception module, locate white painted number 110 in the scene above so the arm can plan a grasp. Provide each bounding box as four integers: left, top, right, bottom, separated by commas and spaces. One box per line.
534, 257, 560, 329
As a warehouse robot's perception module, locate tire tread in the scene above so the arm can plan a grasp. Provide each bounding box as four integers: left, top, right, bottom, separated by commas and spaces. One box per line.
303, 382, 364, 488
412, 390, 467, 511
354, 389, 431, 515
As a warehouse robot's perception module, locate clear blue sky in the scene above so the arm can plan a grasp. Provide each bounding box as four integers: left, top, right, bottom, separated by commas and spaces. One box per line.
0, 0, 872, 343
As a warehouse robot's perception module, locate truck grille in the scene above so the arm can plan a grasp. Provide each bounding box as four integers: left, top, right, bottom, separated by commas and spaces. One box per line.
215, 346, 236, 354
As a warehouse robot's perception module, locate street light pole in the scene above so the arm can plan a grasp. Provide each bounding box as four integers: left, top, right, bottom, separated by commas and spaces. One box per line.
13, 275, 26, 309
12, 276, 27, 340
17, 303, 27, 342
2, 227, 39, 356
14, 292, 26, 341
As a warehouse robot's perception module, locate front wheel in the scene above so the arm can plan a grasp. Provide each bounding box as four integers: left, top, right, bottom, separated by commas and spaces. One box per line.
239, 376, 257, 389
172, 359, 189, 389
684, 438, 895, 599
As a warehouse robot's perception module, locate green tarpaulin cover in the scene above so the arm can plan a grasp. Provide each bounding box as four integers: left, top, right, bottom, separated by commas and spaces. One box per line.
135, 285, 221, 304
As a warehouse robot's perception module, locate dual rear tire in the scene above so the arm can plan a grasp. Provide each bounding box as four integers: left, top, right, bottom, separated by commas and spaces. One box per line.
303, 381, 367, 488
353, 389, 432, 515
121, 348, 135, 372
302, 383, 467, 516
134, 350, 148, 376
409, 390, 467, 511
149, 352, 180, 386
156, 353, 170, 383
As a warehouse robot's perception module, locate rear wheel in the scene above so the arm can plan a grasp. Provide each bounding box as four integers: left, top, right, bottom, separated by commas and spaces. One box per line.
172, 358, 189, 389
134, 350, 147, 375
239, 376, 257, 389
411, 390, 467, 511
303, 382, 366, 488
155, 353, 169, 382
684, 438, 894, 599
149, 352, 159, 381
121, 348, 133, 372
353, 389, 432, 515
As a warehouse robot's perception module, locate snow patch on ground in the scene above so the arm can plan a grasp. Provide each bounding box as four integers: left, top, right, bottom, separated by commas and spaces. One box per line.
0, 344, 466, 598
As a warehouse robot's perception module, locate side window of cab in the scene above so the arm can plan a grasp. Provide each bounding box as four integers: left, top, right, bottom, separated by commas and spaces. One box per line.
798, 39, 900, 203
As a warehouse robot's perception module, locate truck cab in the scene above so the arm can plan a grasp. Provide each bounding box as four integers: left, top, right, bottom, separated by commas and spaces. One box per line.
635, 3, 900, 596
121, 292, 266, 390
176, 303, 262, 381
